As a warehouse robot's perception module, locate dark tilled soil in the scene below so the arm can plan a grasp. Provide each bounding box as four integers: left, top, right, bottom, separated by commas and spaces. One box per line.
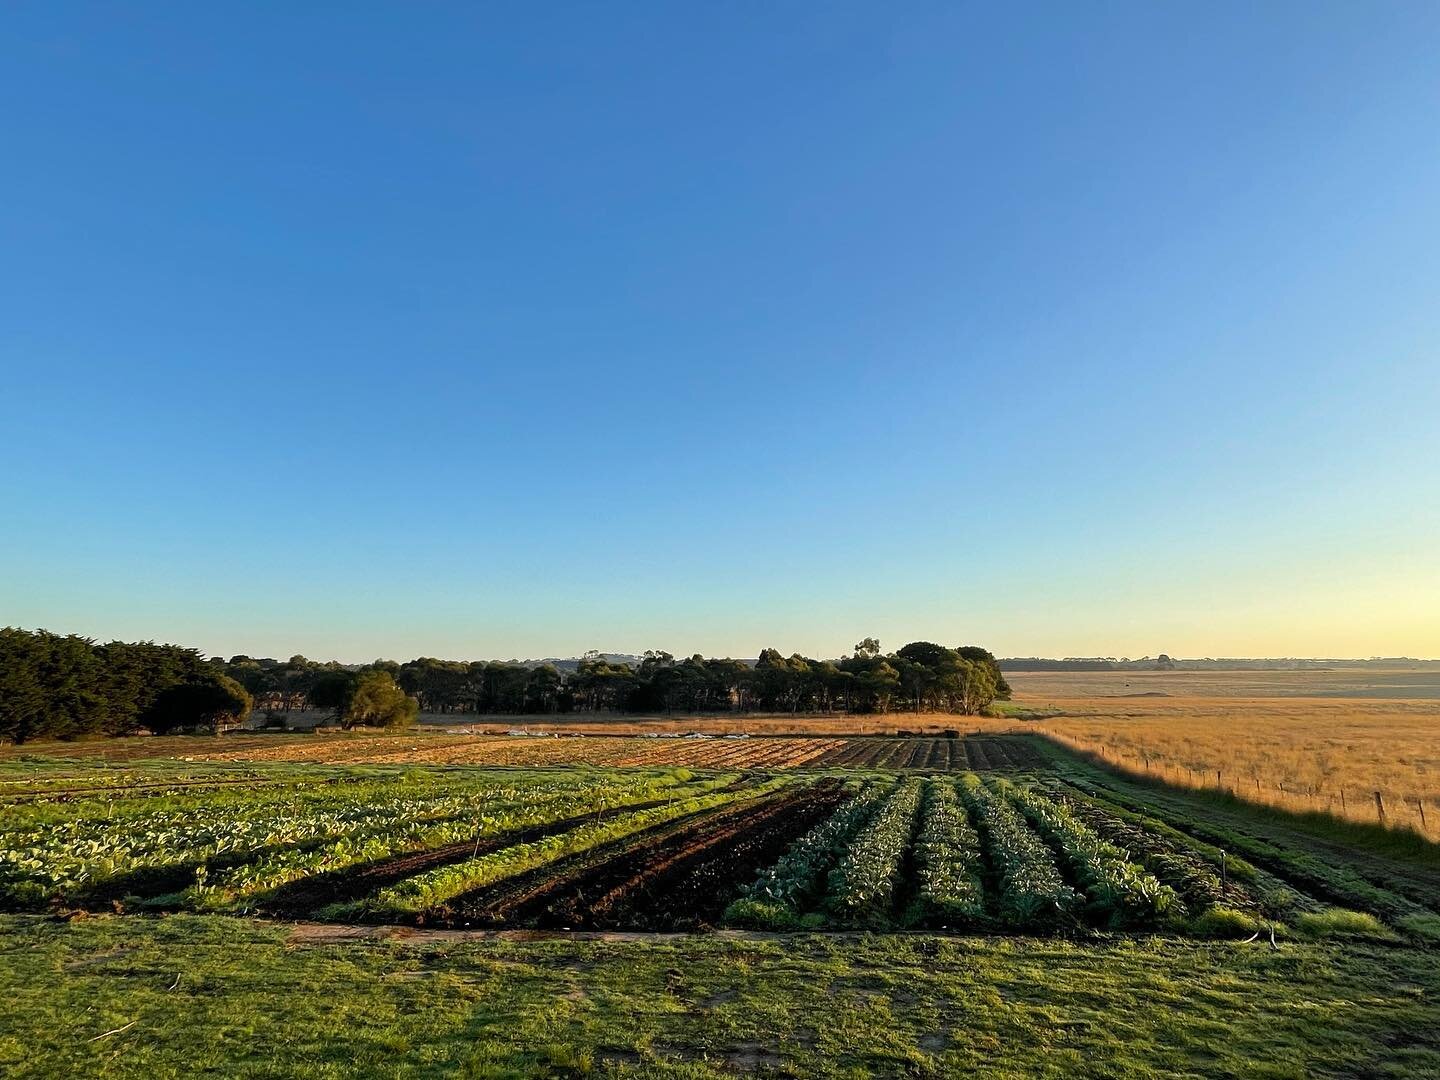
552, 783, 850, 930
965, 737, 1045, 770
448, 783, 846, 930
256, 792, 739, 917
432, 801, 773, 928
792, 736, 1044, 772
964, 740, 993, 770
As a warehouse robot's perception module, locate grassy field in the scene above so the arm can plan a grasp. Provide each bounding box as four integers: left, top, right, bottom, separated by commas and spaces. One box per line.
4, 913, 1437, 1079
1005, 667, 1440, 700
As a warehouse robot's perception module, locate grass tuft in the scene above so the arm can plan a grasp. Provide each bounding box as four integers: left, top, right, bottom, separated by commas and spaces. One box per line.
1295, 908, 1388, 939
1188, 905, 1262, 939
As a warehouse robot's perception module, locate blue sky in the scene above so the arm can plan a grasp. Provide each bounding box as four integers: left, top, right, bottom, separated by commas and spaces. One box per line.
3, 3, 1438, 662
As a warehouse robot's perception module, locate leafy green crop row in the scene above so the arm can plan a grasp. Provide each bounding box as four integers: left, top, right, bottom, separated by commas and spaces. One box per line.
905, 780, 985, 926
1001, 780, 1176, 927
1042, 782, 1266, 918
959, 774, 1079, 928
824, 778, 923, 927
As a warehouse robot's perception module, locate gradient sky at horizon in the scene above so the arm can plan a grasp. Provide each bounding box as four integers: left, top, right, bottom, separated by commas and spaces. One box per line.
3, 3, 1439, 663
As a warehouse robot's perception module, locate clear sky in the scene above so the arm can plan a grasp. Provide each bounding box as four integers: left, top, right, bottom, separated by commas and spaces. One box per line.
3, 3, 1439, 663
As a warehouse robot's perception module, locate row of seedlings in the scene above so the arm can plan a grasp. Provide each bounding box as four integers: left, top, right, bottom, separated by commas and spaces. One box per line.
904, 780, 986, 927
998, 779, 1177, 928
958, 774, 1080, 928
823, 778, 925, 927
723, 782, 887, 928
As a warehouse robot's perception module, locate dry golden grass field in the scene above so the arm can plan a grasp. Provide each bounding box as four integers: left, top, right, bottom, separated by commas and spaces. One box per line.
1008, 669, 1440, 839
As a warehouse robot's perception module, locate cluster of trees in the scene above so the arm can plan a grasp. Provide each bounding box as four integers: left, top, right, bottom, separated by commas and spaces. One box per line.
225, 638, 1009, 718
0, 628, 252, 743
0, 627, 1009, 743
568, 640, 1008, 716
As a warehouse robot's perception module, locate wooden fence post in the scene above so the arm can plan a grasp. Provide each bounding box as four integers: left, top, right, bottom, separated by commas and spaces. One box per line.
1418, 799, 1427, 831
1339, 789, 1346, 813
1374, 790, 1386, 824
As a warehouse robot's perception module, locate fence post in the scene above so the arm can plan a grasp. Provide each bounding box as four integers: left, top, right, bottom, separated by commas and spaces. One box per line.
1340, 789, 1346, 813
1374, 790, 1386, 824
1418, 799, 1427, 831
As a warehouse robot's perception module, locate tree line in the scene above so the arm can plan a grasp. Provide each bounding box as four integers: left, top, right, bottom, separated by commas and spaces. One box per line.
0, 627, 1008, 743
0, 628, 252, 743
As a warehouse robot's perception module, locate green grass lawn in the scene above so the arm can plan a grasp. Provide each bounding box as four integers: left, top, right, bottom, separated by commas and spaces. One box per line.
2, 914, 1436, 1079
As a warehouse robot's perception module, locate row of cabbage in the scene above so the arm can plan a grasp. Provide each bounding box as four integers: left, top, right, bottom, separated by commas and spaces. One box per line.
727, 777, 991, 929
905, 781, 985, 925
1042, 782, 1268, 916
956, 774, 1081, 927
823, 778, 925, 926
